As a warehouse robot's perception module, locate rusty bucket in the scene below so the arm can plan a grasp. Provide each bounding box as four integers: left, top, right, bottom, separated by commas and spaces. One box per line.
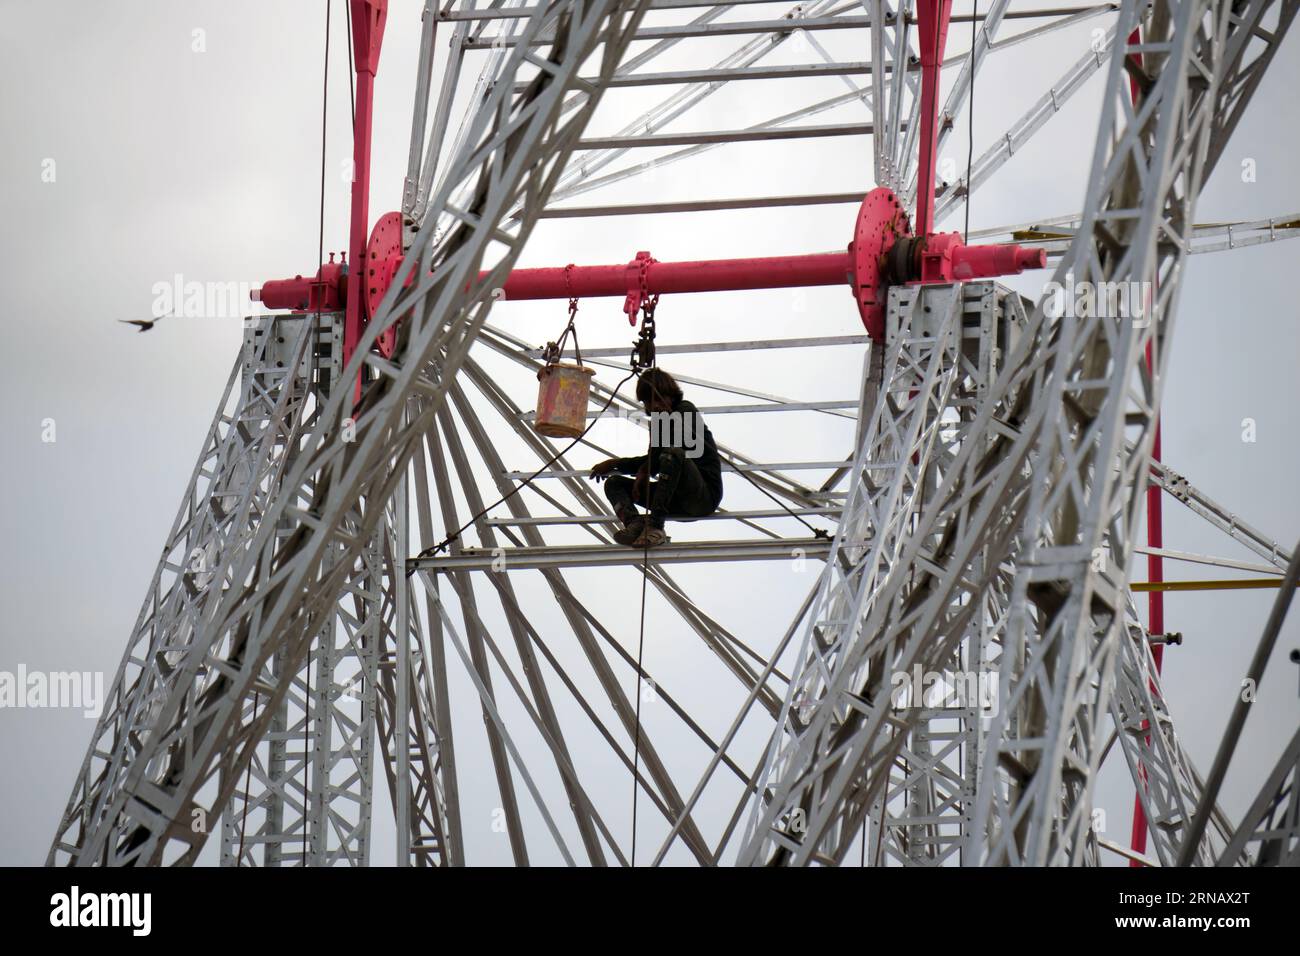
534, 363, 595, 439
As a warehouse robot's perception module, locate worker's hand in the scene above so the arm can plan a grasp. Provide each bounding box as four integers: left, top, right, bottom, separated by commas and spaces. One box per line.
589, 458, 619, 482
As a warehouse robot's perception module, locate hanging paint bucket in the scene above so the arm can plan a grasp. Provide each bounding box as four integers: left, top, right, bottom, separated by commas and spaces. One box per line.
534, 363, 595, 438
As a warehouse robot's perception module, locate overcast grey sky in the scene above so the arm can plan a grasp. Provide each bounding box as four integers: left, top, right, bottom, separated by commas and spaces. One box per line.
2, 0, 1297, 866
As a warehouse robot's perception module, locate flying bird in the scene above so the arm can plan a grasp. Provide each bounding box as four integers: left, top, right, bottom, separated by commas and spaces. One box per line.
118, 312, 175, 333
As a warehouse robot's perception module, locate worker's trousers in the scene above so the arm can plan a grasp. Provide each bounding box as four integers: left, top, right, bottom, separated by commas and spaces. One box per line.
604, 448, 719, 529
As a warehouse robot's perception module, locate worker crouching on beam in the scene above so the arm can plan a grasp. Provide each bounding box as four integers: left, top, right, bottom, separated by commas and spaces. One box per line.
590, 369, 723, 548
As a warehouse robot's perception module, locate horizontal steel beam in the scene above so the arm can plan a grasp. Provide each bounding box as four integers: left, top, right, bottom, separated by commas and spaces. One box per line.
439, 0, 802, 20
468, 15, 870, 48
522, 400, 859, 419
410, 537, 833, 571
933, 2, 1120, 22
575, 122, 872, 151
506, 460, 855, 480
536, 191, 866, 218
484, 507, 841, 527
979, 212, 1300, 256
438, 0, 1112, 21
513, 62, 884, 92
536, 334, 868, 358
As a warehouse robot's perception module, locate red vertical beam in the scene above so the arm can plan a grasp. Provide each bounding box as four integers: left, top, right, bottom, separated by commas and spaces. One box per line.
913, 0, 954, 239
345, 1, 388, 403
1125, 25, 1166, 866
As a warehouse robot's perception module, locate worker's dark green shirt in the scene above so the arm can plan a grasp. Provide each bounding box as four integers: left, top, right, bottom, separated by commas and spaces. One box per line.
612, 398, 723, 507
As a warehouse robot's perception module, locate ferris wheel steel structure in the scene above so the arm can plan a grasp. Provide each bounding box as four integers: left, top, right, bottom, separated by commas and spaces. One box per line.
47, 0, 1300, 867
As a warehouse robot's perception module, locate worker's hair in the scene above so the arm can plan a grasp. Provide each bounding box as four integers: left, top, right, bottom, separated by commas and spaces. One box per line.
636, 367, 682, 406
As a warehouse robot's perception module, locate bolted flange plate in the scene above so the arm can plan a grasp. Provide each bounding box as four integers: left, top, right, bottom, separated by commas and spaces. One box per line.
365, 210, 403, 358
850, 186, 912, 340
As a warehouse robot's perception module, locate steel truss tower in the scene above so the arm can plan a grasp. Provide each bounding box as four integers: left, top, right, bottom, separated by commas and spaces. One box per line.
48, 0, 1300, 866
742, 0, 1300, 865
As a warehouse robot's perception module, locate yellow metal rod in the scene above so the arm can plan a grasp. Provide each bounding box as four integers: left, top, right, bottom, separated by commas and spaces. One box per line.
1130, 578, 1294, 592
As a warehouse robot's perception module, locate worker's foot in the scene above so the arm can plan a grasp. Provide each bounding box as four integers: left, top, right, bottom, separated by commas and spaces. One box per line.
633, 525, 669, 549
612, 516, 644, 546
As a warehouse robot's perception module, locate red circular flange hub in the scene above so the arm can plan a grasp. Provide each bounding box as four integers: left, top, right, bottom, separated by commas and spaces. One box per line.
850, 186, 912, 340
365, 211, 403, 358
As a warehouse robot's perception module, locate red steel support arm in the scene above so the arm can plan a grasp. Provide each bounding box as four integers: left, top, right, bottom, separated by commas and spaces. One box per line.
257, 238, 1046, 335
914, 0, 954, 239
345, 1, 388, 398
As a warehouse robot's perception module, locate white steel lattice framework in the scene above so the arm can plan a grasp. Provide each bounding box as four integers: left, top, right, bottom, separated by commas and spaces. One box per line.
48, 0, 1300, 866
